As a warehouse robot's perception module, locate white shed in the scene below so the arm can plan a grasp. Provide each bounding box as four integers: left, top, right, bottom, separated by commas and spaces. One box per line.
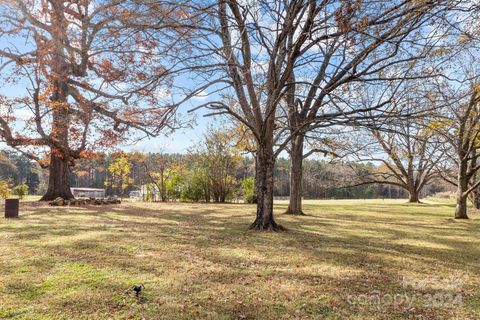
70, 188, 105, 198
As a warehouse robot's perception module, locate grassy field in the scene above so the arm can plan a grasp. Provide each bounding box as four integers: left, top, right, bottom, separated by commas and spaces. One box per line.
1, 199, 479, 320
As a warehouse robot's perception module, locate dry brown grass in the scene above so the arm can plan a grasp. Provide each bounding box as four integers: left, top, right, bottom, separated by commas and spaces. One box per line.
0, 199, 479, 319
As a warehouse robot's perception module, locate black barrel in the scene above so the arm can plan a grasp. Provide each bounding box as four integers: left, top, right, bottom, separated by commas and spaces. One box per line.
5, 199, 19, 218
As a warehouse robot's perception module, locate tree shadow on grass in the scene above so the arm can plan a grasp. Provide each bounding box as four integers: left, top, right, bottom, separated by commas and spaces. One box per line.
4, 201, 479, 271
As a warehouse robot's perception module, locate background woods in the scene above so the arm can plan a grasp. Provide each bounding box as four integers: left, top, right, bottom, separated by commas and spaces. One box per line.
1, 145, 451, 203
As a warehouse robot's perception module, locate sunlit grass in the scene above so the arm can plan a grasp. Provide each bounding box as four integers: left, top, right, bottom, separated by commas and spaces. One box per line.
1, 199, 479, 319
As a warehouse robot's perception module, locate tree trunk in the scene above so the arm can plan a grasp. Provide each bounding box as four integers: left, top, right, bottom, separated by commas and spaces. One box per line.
40, 7, 74, 201
39, 74, 72, 201
40, 29, 73, 201
160, 168, 167, 202
40, 152, 74, 201
470, 188, 480, 210
405, 175, 421, 203
469, 166, 480, 209
285, 135, 304, 215
455, 164, 469, 219
455, 194, 469, 219
249, 144, 284, 231
407, 189, 420, 203
204, 184, 210, 203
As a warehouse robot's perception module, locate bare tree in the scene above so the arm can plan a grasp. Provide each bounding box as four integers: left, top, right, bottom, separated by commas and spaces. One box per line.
434, 75, 480, 219
346, 87, 444, 203
424, 6, 480, 219
189, 0, 458, 229
281, 0, 466, 215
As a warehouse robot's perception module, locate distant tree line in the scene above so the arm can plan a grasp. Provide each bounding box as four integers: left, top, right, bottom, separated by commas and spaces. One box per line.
73, 152, 400, 201
0, 129, 453, 202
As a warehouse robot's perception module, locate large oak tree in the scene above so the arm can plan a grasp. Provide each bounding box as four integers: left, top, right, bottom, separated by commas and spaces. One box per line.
0, 0, 194, 200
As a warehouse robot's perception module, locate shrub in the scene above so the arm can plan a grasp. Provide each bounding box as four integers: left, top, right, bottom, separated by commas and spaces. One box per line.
12, 184, 29, 199
0, 180, 11, 199
241, 177, 257, 204
180, 170, 206, 202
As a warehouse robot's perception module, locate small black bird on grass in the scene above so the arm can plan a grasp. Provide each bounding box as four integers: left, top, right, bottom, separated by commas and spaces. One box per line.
132, 284, 144, 297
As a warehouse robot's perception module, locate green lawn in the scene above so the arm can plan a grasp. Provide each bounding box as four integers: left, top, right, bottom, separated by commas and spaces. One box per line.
0, 199, 479, 319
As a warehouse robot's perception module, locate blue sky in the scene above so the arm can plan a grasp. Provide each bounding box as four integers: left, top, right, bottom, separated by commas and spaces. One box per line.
122, 103, 216, 154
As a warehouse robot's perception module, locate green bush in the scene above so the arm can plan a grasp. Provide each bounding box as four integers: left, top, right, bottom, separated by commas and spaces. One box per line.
180, 170, 206, 202
241, 177, 257, 204
166, 171, 184, 200
12, 184, 29, 199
